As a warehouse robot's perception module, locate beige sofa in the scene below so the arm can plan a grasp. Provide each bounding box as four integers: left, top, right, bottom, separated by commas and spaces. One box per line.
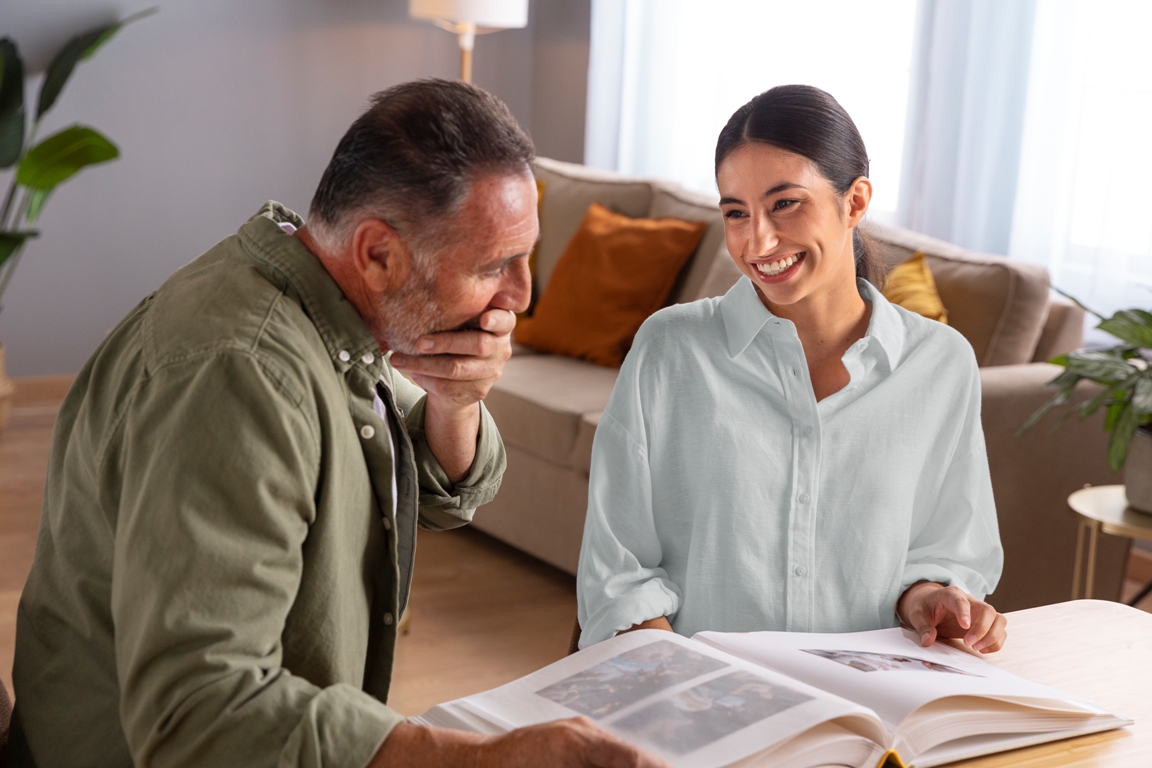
477, 157, 1129, 612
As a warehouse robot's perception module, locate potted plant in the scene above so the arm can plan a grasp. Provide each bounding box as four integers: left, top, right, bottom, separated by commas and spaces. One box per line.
0, 10, 152, 431
1022, 302, 1152, 512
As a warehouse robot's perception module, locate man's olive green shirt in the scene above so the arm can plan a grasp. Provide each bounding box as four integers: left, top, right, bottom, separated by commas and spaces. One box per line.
9, 203, 506, 767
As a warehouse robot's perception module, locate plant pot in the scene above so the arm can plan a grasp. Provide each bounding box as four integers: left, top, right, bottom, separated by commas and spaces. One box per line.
0, 342, 14, 433
1126, 426, 1152, 513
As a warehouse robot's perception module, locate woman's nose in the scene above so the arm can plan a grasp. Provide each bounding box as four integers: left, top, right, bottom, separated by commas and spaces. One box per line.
748, 214, 779, 255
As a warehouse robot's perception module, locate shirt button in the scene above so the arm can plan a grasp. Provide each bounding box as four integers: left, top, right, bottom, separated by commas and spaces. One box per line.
360, 424, 376, 439
383, 517, 392, 531
794, 565, 807, 577
799, 493, 811, 504
802, 426, 813, 437
338, 350, 351, 362
362, 352, 375, 365
384, 612, 394, 626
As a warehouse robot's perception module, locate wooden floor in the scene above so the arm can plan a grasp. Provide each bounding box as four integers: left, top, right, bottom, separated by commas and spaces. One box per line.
1, 375, 1150, 713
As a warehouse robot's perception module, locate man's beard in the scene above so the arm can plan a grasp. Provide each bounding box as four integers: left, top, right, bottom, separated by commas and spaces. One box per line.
378, 263, 449, 355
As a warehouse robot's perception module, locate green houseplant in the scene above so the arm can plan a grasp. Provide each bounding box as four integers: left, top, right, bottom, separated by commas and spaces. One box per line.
0, 10, 152, 430
1021, 302, 1152, 511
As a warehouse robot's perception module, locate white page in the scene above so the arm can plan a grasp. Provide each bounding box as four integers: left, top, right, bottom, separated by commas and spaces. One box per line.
693, 627, 1110, 730
421, 630, 887, 768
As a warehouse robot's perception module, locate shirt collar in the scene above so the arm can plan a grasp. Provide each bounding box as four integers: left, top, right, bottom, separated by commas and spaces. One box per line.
237, 201, 386, 379
719, 275, 905, 370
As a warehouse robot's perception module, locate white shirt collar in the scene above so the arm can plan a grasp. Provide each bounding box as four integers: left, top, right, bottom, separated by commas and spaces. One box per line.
719, 275, 905, 370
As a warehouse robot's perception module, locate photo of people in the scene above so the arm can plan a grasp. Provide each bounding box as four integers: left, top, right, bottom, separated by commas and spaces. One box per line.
802, 649, 981, 676
612, 671, 814, 755
534, 640, 729, 718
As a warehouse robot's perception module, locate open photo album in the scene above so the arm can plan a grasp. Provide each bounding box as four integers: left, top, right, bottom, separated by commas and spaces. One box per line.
411, 626, 1130, 768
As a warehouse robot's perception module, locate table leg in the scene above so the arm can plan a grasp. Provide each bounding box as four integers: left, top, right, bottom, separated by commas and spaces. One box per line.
1072, 520, 1087, 600
1084, 522, 1099, 600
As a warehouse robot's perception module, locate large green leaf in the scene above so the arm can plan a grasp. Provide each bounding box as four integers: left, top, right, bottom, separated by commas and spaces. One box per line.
0, 230, 36, 270
1107, 400, 1140, 471
35, 8, 157, 119
0, 38, 25, 168
1134, 375, 1152, 415
15, 125, 119, 192
1098, 309, 1152, 349
1062, 349, 1139, 384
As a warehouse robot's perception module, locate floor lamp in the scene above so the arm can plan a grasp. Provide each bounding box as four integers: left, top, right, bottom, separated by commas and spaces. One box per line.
409, 0, 529, 83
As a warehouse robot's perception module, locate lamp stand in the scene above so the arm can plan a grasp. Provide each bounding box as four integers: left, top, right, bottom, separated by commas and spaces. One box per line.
457, 21, 476, 83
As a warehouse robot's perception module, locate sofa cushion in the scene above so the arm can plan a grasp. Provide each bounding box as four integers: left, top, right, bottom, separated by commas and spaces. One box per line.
647, 184, 725, 304
532, 158, 654, 295
882, 252, 949, 324
696, 242, 744, 300
515, 202, 707, 367
862, 220, 1050, 366
485, 354, 618, 468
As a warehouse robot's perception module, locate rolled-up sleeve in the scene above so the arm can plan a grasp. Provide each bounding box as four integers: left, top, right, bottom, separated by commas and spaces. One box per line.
389, 369, 507, 531
902, 363, 1003, 601
577, 357, 682, 648
112, 351, 404, 768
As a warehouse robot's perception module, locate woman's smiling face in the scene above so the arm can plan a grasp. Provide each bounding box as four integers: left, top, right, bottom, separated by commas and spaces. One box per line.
717, 141, 869, 313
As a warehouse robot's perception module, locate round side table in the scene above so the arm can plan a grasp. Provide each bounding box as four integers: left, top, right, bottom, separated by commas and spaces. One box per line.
1068, 484, 1152, 603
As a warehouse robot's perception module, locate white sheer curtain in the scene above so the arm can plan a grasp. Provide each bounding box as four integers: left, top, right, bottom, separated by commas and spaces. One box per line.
898, 0, 1037, 254
585, 0, 917, 218
1009, 0, 1152, 323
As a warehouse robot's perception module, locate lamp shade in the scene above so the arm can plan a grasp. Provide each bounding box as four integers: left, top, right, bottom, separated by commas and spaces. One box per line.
409, 0, 528, 29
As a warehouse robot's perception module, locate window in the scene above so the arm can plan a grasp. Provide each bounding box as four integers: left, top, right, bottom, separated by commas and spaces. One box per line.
586, 0, 918, 218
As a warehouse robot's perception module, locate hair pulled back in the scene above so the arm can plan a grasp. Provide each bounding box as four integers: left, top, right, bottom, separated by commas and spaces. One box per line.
715, 85, 880, 285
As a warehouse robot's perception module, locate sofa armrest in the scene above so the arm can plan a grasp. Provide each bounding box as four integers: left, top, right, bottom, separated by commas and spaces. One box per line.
980, 363, 1129, 611
1031, 295, 1085, 362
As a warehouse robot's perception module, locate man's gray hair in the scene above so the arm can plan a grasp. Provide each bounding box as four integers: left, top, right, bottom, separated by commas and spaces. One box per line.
308, 79, 535, 256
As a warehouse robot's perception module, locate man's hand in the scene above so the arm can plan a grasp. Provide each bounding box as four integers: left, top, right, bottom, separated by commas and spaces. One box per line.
389, 308, 515, 482
372, 719, 670, 768
897, 582, 1007, 653
389, 308, 515, 412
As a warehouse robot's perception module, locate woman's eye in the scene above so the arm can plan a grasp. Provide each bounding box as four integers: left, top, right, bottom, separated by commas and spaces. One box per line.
773, 199, 798, 211
723, 209, 747, 219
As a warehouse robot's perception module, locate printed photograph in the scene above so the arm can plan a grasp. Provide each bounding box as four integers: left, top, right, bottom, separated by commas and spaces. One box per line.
534, 640, 729, 718
802, 649, 981, 676
612, 671, 814, 755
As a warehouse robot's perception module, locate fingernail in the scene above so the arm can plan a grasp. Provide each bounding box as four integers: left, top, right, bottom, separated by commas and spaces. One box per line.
417, 338, 434, 352
391, 354, 407, 366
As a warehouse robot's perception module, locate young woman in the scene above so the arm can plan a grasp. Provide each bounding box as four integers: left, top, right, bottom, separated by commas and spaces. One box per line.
576, 85, 1007, 653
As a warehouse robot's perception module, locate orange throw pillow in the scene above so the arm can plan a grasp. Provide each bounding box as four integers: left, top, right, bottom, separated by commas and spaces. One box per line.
514, 202, 707, 367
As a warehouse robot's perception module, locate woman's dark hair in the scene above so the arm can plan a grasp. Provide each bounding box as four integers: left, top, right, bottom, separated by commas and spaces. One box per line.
715, 85, 882, 286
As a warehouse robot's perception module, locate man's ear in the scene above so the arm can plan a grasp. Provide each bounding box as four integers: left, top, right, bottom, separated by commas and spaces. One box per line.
845, 176, 873, 227
351, 218, 412, 294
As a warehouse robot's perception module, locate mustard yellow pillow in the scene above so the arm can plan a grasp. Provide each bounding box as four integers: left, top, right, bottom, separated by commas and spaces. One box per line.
514, 202, 707, 367
883, 251, 948, 324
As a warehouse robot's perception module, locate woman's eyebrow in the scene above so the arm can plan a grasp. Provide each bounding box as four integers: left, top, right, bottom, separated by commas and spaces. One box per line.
719, 183, 806, 207
763, 182, 804, 196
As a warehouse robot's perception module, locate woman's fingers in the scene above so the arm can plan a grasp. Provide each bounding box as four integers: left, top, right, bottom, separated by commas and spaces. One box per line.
972, 611, 1008, 653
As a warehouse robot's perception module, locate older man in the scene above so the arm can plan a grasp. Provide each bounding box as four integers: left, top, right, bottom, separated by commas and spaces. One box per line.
9, 80, 664, 768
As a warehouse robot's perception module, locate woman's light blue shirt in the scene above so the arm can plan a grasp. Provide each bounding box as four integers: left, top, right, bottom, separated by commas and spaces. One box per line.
576, 276, 1003, 647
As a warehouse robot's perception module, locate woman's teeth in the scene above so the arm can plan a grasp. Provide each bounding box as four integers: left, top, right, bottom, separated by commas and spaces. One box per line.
755, 253, 804, 277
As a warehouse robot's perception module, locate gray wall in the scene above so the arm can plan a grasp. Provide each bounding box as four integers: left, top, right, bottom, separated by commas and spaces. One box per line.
0, 0, 590, 376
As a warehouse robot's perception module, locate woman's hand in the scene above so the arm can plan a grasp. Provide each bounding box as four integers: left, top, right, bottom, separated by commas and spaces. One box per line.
619, 616, 674, 635
896, 582, 1007, 653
